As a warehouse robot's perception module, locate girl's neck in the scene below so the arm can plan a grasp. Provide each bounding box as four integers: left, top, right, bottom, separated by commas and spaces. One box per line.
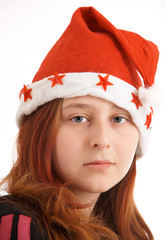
72, 190, 100, 217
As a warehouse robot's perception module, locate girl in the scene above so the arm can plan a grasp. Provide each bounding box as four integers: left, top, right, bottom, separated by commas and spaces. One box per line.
0, 6, 160, 240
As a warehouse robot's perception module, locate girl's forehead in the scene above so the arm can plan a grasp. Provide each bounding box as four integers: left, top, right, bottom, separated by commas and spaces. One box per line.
63, 96, 114, 108
62, 96, 130, 115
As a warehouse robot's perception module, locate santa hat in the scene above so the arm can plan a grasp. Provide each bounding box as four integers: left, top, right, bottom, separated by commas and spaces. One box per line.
16, 6, 160, 157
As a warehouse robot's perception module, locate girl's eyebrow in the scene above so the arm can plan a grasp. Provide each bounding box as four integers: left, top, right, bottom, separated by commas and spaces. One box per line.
62, 102, 132, 121
62, 103, 92, 110
63, 103, 128, 112
62, 103, 130, 116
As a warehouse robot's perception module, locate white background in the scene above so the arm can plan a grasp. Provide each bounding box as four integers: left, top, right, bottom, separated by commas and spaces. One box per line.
0, 0, 166, 239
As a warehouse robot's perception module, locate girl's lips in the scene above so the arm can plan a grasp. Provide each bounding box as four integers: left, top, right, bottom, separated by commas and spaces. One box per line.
84, 160, 113, 170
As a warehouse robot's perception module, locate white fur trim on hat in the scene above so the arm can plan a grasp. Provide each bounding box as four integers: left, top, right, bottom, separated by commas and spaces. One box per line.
138, 85, 164, 109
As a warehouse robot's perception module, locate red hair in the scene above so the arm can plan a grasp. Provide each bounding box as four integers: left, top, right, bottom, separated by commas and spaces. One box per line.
1, 99, 154, 240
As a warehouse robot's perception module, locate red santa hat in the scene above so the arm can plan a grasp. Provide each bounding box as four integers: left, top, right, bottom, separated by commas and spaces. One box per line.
16, 6, 161, 157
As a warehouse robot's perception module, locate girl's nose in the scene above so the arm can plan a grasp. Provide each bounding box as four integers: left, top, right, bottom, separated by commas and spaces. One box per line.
91, 142, 110, 149
90, 123, 111, 149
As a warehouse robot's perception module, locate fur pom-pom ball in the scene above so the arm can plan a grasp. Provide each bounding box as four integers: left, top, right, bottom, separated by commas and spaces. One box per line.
138, 85, 164, 108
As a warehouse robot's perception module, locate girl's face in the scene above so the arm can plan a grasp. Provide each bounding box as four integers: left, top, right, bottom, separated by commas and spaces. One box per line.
54, 96, 139, 200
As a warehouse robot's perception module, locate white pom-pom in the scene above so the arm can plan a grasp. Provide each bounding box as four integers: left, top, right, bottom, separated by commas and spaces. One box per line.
138, 85, 164, 108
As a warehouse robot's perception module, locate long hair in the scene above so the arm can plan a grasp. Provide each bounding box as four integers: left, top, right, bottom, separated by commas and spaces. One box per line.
1, 98, 154, 240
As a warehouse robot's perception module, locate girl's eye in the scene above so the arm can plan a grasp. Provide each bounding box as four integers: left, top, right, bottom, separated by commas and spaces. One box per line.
112, 116, 126, 124
71, 116, 88, 123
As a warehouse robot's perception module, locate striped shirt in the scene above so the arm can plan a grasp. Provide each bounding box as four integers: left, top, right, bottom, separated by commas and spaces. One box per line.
0, 195, 48, 240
